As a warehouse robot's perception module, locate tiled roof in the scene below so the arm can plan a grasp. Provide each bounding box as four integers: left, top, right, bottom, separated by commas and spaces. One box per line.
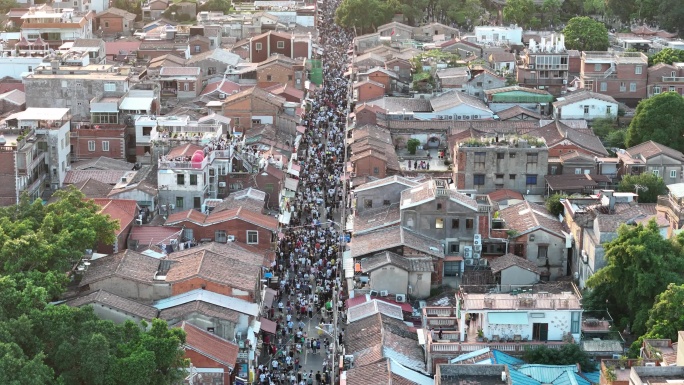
166, 242, 264, 292
0, 89, 25, 105
360, 251, 434, 273
79, 249, 161, 287
499, 201, 564, 237
495, 105, 541, 121
350, 225, 445, 258
487, 189, 524, 203
489, 253, 541, 274
96, 7, 136, 19
65, 289, 158, 319
223, 86, 286, 106
559, 150, 596, 163
595, 204, 660, 233
353, 175, 419, 192
92, 198, 138, 236
165, 209, 207, 225
213, 188, 266, 214
71, 156, 135, 171
485, 86, 552, 96
365, 96, 432, 113
353, 204, 401, 235
346, 359, 391, 385
624, 140, 684, 162
167, 206, 277, 231
545, 174, 609, 191
553, 90, 618, 108
159, 300, 240, 323
347, 299, 405, 323
529, 120, 608, 156
186, 48, 242, 66
72, 178, 113, 198
264, 83, 305, 101
400, 180, 478, 211
129, 226, 182, 248
430, 90, 490, 112
105, 40, 141, 56
159, 67, 201, 76
180, 321, 239, 368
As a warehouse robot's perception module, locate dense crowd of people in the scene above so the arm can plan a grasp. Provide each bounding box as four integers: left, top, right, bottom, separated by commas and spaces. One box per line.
256, 0, 353, 384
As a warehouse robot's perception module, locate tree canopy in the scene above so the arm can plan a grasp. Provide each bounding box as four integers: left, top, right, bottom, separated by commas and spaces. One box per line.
562, 17, 609, 51
617, 173, 667, 203
625, 92, 684, 153
334, 0, 393, 34
649, 48, 684, 66
503, 0, 538, 29
545, 194, 567, 217
584, 221, 684, 335
522, 344, 596, 372
0, 190, 187, 384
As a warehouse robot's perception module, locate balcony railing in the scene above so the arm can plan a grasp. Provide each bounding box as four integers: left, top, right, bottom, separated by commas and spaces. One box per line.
662, 77, 684, 82
430, 340, 565, 353
522, 78, 565, 85
533, 64, 568, 70
159, 150, 216, 170
658, 195, 684, 219
25, 173, 47, 195
17, 152, 46, 175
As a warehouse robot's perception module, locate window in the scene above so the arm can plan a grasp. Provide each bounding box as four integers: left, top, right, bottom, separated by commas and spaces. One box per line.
670, 86, 676, 92
571, 312, 580, 333
364, 199, 372, 208
630, 82, 637, 92
620, 82, 626, 92
104, 83, 116, 92
190, 174, 197, 185
509, 174, 516, 180
247, 231, 258, 244
635, 65, 642, 75
509, 153, 516, 158
102, 141, 109, 151
61, 80, 67, 88
654, 86, 661, 94
277, 41, 285, 49
175, 197, 184, 209
183, 83, 189, 91
594, 63, 601, 71
436, 203, 443, 210
215, 230, 227, 243
653, 169, 660, 177
417, 273, 423, 280
550, 166, 557, 175
373, 167, 379, 175
474, 152, 486, 167
255, 42, 262, 51
583, 105, 589, 114
27, 66, 32, 72
466, 219, 473, 229
87, 140, 95, 151
208, 67, 216, 75
606, 106, 612, 115
527, 153, 538, 164
526, 174, 537, 185
444, 261, 459, 277
267, 74, 272, 81
435, 218, 444, 229
194, 45, 201, 53
177, 174, 185, 185
495, 173, 504, 179
452, 219, 459, 229
449, 242, 460, 254
538, 245, 548, 259
288, 75, 293, 81
383, 199, 390, 206
575, 168, 582, 174
473, 174, 485, 185
497, 152, 505, 159
104, 21, 109, 28
600, 82, 607, 92
671, 170, 678, 179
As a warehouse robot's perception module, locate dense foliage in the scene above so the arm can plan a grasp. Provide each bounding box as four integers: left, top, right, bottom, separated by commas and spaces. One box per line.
545, 194, 567, 217
625, 92, 684, 153
649, 48, 684, 66
584, 221, 684, 336
523, 344, 596, 372
617, 173, 667, 203
0, 190, 187, 384
562, 17, 609, 51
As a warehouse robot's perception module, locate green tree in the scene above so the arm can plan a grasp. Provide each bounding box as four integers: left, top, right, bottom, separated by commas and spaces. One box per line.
540, 0, 562, 27
582, 0, 606, 15
606, 0, 637, 21
563, 17, 609, 51
584, 221, 684, 335
198, 0, 233, 14
649, 48, 684, 66
407, 138, 421, 154
617, 173, 666, 203
625, 92, 684, 153
655, 0, 684, 35
335, 0, 393, 34
645, 283, 684, 341
0, 0, 18, 14
523, 344, 596, 372
503, 0, 536, 28
605, 129, 627, 148
591, 118, 618, 142
545, 194, 567, 217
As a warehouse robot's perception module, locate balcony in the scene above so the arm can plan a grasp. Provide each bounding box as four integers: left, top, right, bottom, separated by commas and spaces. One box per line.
533, 64, 568, 70
17, 151, 46, 175
24, 173, 47, 195
657, 195, 684, 224
159, 150, 216, 170
429, 337, 566, 353
662, 77, 684, 82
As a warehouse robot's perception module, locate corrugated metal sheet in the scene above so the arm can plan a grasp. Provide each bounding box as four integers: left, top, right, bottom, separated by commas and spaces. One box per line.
518, 365, 578, 383
153, 288, 259, 316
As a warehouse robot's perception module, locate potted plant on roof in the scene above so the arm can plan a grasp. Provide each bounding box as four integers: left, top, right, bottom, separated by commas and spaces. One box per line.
606, 366, 617, 383
619, 355, 628, 370
477, 329, 484, 342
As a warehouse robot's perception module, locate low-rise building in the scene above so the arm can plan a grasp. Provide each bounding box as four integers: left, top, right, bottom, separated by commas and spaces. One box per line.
580, 51, 648, 106
646, 62, 684, 97
617, 141, 684, 183
179, 321, 239, 385
516, 35, 569, 97
94, 7, 136, 36
358, 251, 434, 299
553, 90, 618, 120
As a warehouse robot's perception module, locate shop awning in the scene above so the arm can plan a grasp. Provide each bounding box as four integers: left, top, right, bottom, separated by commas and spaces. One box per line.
279, 210, 291, 225
284, 177, 299, 191
260, 318, 277, 334
263, 287, 277, 309
488, 312, 529, 325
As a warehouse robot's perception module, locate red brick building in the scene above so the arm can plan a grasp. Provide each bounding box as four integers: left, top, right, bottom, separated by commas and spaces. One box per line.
221, 87, 285, 132
646, 62, 684, 97
165, 206, 278, 250
180, 322, 239, 385
92, 198, 138, 254
70, 124, 127, 161
580, 51, 648, 106
245, 31, 311, 63
95, 7, 136, 36
353, 79, 385, 102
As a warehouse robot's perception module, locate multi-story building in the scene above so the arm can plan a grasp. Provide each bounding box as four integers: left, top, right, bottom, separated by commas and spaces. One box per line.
516, 34, 569, 97
580, 51, 648, 106
20, 7, 94, 49
23, 62, 131, 121
452, 134, 549, 195
646, 62, 684, 97
0, 107, 72, 205
616, 140, 684, 183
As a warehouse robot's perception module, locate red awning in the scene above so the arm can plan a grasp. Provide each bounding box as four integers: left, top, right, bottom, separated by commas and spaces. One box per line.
260, 318, 277, 334
444, 256, 464, 261
376, 298, 413, 313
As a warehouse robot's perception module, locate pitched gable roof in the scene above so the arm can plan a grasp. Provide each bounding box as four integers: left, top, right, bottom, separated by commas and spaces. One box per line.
495, 105, 541, 121
489, 253, 541, 274
499, 201, 564, 237
529, 120, 608, 156
92, 198, 138, 236
223, 86, 286, 107
353, 175, 419, 192
80, 249, 161, 287
72, 178, 113, 198
430, 90, 490, 112
553, 90, 618, 108
180, 321, 239, 368
624, 140, 684, 162
165, 206, 277, 231
65, 290, 158, 319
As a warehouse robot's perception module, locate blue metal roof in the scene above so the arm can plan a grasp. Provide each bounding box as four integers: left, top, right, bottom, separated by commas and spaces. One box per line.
508, 367, 542, 385
492, 350, 525, 366
518, 365, 578, 383
580, 372, 600, 384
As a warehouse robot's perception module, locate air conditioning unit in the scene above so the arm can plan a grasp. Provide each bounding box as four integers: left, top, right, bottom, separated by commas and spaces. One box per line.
563, 79, 568, 84
169, 204, 175, 210
369, 290, 378, 297
463, 246, 473, 259
479, 259, 487, 266
582, 250, 588, 263
227, 235, 236, 242
218, 181, 226, 187
529, 64, 535, 69
219, 93, 226, 99
473, 253, 481, 259
645, 363, 656, 367
396, 294, 406, 303
465, 259, 474, 266
473, 234, 482, 246
380, 290, 389, 297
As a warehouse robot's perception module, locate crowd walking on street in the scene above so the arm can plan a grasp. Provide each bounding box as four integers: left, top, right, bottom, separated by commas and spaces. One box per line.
256, 0, 353, 384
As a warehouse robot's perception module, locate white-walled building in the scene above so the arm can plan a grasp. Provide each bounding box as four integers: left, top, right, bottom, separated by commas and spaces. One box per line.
413, 91, 494, 121
553, 90, 618, 120
474, 25, 523, 46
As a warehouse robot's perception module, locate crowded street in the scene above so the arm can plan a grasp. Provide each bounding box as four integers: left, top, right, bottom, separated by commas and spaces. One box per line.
256, 0, 353, 384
